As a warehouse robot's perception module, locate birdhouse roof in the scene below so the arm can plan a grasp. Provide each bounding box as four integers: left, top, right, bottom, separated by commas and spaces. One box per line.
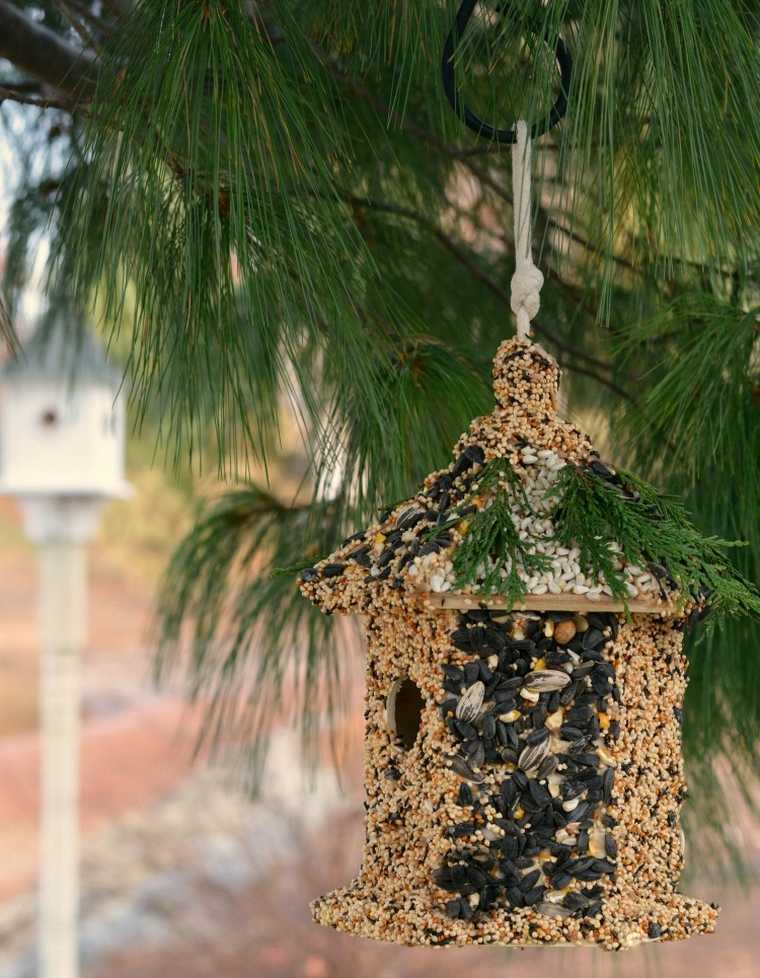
298, 338, 720, 620
1, 313, 120, 385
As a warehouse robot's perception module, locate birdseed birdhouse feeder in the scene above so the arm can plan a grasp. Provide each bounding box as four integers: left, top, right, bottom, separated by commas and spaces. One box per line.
298, 337, 727, 951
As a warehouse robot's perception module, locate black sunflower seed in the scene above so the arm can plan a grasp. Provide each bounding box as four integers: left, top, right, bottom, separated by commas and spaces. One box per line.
447, 821, 475, 839
648, 922, 662, 939
322, 563, 346, 578
602, 768, 615, 804
457, 783, 474, 807
589, 459, 616, 481
451, 627, 480, 651
560, 725, 584, 741
528, 780, 552, 807
519, 868, 541, 892
571, 663, 596, 680
434, 868, 456, 891
465, 740, 486, 768
566, 802, 590, 823
563, 891, 592, 911
450, 755, 485, 783
442, 664, 464, 683
451, 452, 473, 479
507, 887, 525, 908
573, 753, 599, 767
444, 898, 462, 919
454, 720, 476, 739
481, 714, 496, 740
507, 639, 536, 653
592, 858, 616, 874
537, 754, 558, 779
552, 812, 568, 831
565, 706, 593, 725
561, 780, 586, 801
526, 727, 550, 746
439, 697, 458, 718
467, 866, 487, 887
500, 779, 518, 805
463, 662, 480, 685
582, 628, 605, 650
524, 886, 545, 906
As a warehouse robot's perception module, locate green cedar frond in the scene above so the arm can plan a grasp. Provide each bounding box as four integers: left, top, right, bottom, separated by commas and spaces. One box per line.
452, 458, 551, 602
154, 486, 356, 786
549, 463, 760, 622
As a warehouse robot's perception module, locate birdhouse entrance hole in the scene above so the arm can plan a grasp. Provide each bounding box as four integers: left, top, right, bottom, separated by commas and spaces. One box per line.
386, 678, 424, 750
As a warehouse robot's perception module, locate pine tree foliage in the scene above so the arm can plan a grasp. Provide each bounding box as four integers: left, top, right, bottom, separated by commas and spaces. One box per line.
1, 0, 759, 832
154, 485, 357, 781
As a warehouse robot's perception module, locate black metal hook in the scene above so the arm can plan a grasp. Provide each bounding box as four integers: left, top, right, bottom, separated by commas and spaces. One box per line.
441, 0, 572, 143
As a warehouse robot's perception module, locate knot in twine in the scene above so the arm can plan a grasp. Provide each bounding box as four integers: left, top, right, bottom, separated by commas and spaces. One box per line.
510, 119, 543, 340
510, 263, 544, 332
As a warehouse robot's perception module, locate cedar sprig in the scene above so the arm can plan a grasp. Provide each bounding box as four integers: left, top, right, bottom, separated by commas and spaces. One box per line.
452, 458, 551, 603
548, 464, 760, 623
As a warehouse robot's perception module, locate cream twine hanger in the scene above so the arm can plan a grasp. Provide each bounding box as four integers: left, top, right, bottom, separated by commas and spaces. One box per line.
510, 119, 543, 340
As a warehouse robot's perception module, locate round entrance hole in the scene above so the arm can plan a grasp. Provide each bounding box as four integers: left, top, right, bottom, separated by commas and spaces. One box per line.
386, 677, 424, 750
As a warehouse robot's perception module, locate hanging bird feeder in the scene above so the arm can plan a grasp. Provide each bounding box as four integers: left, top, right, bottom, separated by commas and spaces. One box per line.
299, 334, 726, 950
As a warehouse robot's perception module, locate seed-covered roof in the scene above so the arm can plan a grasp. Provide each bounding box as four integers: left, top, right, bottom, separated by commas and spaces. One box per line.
298, 338, 731, 621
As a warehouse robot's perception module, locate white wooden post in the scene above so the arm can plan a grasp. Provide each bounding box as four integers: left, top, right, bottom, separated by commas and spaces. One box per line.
38, 540, 84, 978
19, 497, 104, 978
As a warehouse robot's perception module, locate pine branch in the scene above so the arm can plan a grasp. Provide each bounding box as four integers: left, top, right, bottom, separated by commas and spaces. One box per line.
0, 84, 72, 110
0, 0, 97, 98
343, 192, 636, 403
0, 293, 19, 353
155, 485, 356, 784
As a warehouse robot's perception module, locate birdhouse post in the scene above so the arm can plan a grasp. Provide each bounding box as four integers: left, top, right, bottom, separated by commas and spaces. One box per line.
296, 339, 737, 951
0, 318, 129, 978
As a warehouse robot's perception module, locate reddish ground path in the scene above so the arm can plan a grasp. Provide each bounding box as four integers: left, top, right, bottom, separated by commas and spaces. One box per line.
0, 698, 201, 902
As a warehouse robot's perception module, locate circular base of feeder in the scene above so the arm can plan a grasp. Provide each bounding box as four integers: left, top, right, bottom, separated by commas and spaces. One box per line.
311, 881, 718, 951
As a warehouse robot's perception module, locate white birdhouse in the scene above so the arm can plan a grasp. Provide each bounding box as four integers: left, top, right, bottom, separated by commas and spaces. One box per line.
0, 316, 130, 500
